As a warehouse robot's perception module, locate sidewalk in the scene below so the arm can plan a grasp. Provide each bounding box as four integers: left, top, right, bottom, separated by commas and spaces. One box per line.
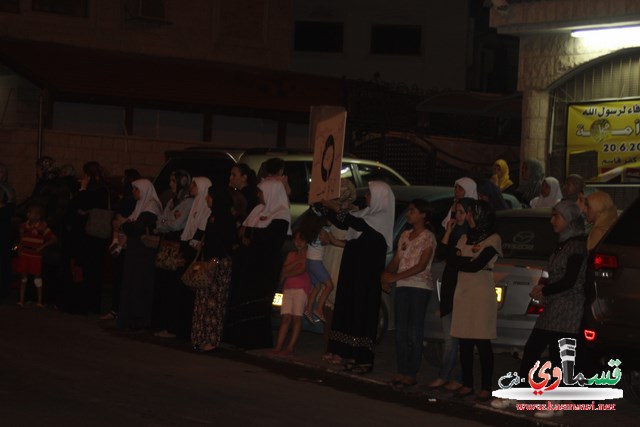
241, 329, 639, 427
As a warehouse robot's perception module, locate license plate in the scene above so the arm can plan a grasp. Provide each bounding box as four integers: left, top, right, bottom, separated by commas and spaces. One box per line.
272, 292, 283, 307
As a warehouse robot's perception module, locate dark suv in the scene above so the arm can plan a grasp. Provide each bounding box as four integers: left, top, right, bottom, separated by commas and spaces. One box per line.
583, 196, 640, 400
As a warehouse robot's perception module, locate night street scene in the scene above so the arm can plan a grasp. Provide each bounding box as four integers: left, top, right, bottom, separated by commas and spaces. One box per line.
2, 1, 640, 426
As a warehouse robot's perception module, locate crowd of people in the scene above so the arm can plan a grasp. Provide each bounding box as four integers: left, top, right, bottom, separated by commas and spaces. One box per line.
0, 155, 622, 416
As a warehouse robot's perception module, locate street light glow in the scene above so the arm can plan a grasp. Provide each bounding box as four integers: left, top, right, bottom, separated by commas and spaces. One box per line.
571, 25, 640, 42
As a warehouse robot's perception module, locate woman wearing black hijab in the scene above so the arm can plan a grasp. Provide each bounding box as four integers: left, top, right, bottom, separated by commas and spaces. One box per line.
450, 200, 502, 402
191, 184, 235, 352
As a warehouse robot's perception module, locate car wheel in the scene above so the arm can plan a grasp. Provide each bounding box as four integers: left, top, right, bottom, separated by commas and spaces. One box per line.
423, 339, 444, 368
622, 369, 640, 405
376, 301, 388, 344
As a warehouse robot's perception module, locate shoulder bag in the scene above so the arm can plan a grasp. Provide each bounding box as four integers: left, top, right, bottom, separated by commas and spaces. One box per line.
155, 238, 185, 270
181, 238, 217, 288
85, 191, 114, 239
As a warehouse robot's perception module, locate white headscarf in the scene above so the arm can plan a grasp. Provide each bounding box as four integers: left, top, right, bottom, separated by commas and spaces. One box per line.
530, 177, 563, 208
455, 177, 478, 200
442, 177, 478, 228
130, 179, 162, 221
243, 179, 291, 234
347, 181, 395, 251
181, 176, 212, 241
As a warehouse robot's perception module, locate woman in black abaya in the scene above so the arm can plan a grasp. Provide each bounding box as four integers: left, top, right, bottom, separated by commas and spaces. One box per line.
224, 179, 290, 349
317, 181, 395, 374
117, 179, 162, 330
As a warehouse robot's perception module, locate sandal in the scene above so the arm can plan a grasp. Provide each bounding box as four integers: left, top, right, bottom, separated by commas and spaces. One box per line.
474, 390, 492, 402
321, 353, 335, 362
328, 355, 343, 365
453, 387, 474, 399
313, 311, 326, 323
303, 310, 316, 323
350, 364, 373, 375
443, 381, 463, 391
426, 378, 447, 389
100, 311, 117, 320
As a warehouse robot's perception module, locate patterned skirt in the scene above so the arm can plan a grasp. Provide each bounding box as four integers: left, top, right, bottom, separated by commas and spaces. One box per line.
191, 257, 233, 348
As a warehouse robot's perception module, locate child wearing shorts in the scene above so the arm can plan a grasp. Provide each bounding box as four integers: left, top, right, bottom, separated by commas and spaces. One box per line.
15, 204, 57, 308
272, 229, 312, 356
304, 224, 334, 323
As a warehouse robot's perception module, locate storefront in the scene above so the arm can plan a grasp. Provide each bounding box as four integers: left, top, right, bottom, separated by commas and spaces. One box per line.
490, 0, 640, 208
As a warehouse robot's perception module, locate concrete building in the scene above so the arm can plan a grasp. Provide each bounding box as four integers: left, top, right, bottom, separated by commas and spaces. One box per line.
490, 0, 640, 206
0, 0, 485, 201
290, 0, 469, 91
0, 0, 332, 201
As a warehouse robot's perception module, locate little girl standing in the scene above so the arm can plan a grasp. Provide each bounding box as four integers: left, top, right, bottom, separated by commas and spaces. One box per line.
272, 229, 312, 356
16, 204, 57, 308
381, 198, 437, 388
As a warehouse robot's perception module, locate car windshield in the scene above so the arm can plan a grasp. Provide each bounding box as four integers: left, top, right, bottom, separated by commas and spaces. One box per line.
497, 215, 557, 260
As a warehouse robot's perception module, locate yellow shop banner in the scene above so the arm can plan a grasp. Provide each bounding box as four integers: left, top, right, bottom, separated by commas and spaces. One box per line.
567, 101, 640, 182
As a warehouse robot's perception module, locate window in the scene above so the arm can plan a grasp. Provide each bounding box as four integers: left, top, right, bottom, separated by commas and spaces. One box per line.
371, 25, 421, 55
294, 21, 343, 53
283, 161, 309, 204
133, 108, 204, 141
53, 102, 125, 135
0, 0, 19, 13
32, 0, 87, 17
356, 164, 405, 186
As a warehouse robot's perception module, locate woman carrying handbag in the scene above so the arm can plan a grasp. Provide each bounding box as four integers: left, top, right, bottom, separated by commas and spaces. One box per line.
152, 170, 193, 337
169, 176, 212, 341
190, 184, 235, 352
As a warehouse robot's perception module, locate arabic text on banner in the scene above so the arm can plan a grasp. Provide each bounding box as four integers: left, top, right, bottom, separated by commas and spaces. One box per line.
566, 101, 640, 179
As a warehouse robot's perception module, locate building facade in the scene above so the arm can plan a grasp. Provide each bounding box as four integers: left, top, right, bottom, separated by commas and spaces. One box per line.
0, 0, 321, 201
490, 0, 640, 206
290, 0, 469, 91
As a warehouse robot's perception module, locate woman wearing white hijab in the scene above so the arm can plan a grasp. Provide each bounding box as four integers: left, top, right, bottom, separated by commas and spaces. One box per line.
317, 181, 395, 374
154, 176, 210, 340
530, 177, 563, 208
181, 177, 213, 243
118, 179, 162, 330
224, 179, 291, 349
441, 177, 478, 229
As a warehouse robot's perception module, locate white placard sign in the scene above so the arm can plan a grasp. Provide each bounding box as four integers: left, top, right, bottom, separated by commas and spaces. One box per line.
308, 106, 347, 204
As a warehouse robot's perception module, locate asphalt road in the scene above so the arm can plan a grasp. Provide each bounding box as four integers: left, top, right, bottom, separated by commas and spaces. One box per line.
0, 304, 494, 427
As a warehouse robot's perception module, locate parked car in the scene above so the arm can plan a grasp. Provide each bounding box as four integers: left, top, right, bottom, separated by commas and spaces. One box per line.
583, 195, 640, 401
157, 147, 410, 222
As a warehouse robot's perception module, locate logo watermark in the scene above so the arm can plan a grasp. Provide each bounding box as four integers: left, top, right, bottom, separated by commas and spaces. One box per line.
493, 338, 623, 401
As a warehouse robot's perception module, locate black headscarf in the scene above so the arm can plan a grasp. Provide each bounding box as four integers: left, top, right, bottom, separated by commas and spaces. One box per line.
466, 199, 496, 245
450, 197, 474, 246
476, 179, 509, 211
208, 183, 233, 221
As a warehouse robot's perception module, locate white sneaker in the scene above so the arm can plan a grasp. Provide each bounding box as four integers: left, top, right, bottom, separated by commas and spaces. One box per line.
490, 398, 515, 409
534, 410, 564, 418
